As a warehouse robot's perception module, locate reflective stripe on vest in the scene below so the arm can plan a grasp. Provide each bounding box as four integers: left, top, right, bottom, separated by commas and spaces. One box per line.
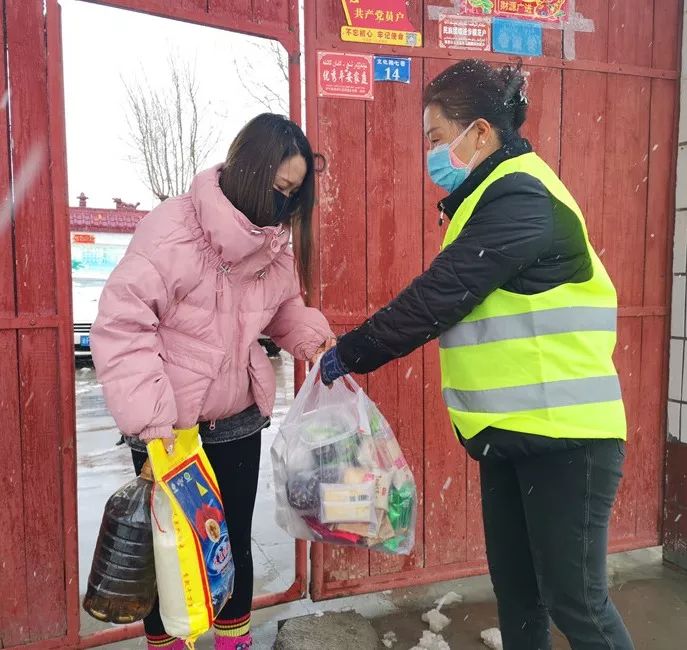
439, 306, 617, 349
442, 375, 622, 414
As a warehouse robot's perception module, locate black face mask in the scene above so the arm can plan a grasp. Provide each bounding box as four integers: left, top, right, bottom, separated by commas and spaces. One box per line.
272, 189, 296, 225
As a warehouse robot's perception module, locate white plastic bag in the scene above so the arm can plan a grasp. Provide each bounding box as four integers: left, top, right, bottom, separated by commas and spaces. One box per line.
272, 366, 417, 554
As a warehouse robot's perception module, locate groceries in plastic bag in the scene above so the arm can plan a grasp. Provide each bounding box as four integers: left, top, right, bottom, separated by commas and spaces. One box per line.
148, 427, 235, 646
272, 367, 417, 554
83, 460, 157, 624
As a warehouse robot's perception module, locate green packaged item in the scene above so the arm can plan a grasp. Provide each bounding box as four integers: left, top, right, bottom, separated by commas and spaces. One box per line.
388, 483, 414, 532
380, 535, 406, 554
313, 435, 359, 467
368, 408, 383, 435
302, 424, 345, 447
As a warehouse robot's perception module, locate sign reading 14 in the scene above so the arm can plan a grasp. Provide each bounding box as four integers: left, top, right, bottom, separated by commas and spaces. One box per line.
373, 56, 411, 84
384, 65, 403, 81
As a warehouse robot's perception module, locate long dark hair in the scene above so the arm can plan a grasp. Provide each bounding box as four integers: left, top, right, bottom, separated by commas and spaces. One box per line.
423, 59, 528, 140
219, 113, 318, 295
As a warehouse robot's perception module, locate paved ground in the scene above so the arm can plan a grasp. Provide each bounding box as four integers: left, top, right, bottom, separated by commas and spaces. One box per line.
368, 547, 687, 649
84, 547, 687, 649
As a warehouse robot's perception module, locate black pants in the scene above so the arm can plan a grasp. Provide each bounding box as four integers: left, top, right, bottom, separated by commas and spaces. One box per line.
480, 438, 634, 650
132, 431, 262, 639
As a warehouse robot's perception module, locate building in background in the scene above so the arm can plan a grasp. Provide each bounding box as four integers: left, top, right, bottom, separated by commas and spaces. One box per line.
69, 193, 146, 355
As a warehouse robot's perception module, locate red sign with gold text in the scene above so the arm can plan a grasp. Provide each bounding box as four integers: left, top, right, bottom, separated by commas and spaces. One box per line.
459, 0, 567, 21
340, 0, 423, 46
341, 0, 415, 30
495, 0, 567, 21
317, 52, 374, 101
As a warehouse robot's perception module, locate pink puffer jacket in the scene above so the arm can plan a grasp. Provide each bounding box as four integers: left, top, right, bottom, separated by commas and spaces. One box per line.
91, 165, 333, 440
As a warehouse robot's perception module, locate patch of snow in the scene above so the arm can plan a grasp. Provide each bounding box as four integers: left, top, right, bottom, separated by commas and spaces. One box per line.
434, 591, 463, 610
422, 608, 451, 633
410, 630, 451, 650
480, 627, 503, 649
382, 631, 397, 648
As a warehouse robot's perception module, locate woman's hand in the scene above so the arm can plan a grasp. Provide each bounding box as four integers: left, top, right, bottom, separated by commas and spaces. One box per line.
141, 426, 175, 453
309, 337, 337, 364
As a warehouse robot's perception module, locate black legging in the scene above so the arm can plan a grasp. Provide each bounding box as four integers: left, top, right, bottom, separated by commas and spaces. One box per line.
132, 431, 262, 639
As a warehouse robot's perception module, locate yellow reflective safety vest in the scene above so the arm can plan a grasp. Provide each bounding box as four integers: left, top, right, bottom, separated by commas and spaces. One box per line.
439, 152, 627, 441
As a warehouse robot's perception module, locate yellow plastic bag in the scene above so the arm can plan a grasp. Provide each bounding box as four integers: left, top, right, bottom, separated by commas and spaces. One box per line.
148, 427, 234, 647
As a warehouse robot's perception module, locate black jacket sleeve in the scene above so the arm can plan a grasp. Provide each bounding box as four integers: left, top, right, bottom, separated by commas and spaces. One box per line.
337, 172, 554, 374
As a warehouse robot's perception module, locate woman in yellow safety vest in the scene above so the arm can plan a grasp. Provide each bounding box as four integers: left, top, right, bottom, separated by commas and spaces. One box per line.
320, 59, 634, 650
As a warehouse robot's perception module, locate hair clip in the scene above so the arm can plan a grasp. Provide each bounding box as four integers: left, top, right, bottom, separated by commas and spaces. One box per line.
504, 90, 528, 108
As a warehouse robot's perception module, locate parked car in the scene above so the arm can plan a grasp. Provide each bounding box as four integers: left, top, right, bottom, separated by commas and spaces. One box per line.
72, 276, 105, 356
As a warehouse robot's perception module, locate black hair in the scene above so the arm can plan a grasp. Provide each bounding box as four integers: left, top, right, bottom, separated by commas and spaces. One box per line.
423, 59, 528, 140
219, 113, 319, 295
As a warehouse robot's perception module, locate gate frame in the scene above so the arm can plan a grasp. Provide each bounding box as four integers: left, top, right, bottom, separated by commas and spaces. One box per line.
5, 0, 683, 646
11, 2, 308, 649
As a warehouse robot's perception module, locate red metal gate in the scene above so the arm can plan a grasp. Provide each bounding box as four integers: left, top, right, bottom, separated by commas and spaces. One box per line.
0, 1, 306, 648
1, 0, 683, 646
306, 0, 683, 600
0, 2, 77, 647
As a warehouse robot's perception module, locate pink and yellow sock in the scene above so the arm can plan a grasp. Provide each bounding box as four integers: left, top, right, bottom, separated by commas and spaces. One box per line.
214, 614, 252, 649
214, 634, 252, 650
146, 633, 186, 650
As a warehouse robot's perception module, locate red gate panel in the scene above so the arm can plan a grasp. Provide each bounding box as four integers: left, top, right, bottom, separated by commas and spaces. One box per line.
0, 1, 72, 647
2, 0, 682, 643
2, 0, 306, 648
0, 3, 28, 645
307, 0, 682, 600
364, 72, 425, 580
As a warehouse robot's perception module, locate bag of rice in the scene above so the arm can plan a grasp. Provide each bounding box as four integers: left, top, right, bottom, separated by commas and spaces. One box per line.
148, 426, 234, 647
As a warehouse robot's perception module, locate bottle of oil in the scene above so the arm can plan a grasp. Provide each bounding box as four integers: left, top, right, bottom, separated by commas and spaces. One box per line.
83, 460, 157, 624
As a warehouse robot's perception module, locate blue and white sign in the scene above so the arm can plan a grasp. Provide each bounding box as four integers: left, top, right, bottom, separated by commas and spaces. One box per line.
374, 56, 411, 84
492, 18, 542, 57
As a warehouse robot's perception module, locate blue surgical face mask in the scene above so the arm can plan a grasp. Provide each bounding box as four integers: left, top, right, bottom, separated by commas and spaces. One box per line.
427, 122, 477, 193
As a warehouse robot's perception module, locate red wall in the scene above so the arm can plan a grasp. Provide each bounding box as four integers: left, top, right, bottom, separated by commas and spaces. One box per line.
306, 0, 682, 600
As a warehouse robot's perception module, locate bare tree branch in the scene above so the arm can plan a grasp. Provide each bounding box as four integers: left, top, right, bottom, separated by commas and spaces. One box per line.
233, 40, 289, 115
123, 56, 219, 203
269, 40, 289, 84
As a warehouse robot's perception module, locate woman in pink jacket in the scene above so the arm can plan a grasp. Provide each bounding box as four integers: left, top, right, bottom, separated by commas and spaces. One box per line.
91, 113, 335, 650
